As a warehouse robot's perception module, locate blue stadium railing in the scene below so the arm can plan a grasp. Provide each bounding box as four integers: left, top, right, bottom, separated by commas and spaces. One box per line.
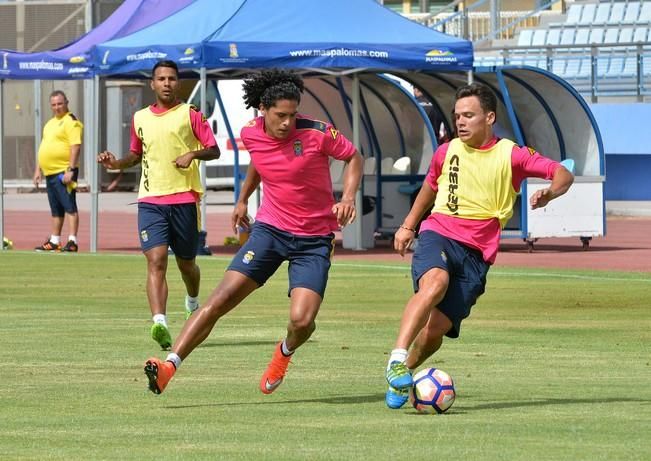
474, 41, 651, 101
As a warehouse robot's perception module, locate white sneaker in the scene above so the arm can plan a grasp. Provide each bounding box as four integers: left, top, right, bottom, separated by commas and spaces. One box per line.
184, 295, 198, 320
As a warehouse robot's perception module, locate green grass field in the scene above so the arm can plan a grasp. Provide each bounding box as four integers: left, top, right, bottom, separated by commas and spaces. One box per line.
1, 252, 650, 460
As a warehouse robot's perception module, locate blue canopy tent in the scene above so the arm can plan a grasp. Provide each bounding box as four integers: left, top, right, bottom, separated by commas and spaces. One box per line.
94, 0, 473, 75
0, 0, 196, 80
0, 0, 196, 251
91, 0, 473, 250
92, 0, 605, 250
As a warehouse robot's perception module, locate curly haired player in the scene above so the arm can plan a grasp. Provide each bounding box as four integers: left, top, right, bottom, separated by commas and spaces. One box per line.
144, 69, 363, 395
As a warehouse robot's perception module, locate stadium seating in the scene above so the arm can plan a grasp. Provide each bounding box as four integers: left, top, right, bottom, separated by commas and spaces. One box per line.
477, 1, 651, 92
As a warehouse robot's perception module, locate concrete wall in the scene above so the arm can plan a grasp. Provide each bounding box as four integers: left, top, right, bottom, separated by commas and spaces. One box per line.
589, 103, 651, 200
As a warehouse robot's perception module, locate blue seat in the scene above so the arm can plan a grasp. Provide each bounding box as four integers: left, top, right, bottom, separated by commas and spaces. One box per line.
560, 28, 576, 46
604, 28, 619, 45
560, 159, 575, 174
575, 28, 590, 45
621, 56, 637, 77
531, 29, 547, 47
578, 3, 596, 25
546, 28, 561, 45
618, 28, 634, 45
589, 28, 604, 44
605, 56, 625, 77
633, 27, 649, 43
623, 2, 641, 24
640, 3, 651, 23
594, 3, 611, 24
609, 2, 625, 24
565, 4, 583, 25
551, 58, 566, 76
517, 29, 534, 47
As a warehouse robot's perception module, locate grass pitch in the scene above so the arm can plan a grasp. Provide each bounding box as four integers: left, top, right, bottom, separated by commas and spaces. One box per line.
1, 252, 650, 460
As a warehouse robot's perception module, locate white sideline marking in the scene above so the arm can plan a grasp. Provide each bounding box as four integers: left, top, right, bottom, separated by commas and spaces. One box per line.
332, 262, 651, 283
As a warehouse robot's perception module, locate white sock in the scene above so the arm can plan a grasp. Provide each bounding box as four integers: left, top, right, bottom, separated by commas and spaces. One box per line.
185, 295, 199, 312
50, 235, 61, 245
166, 353, 181, 370
281, 339, 294, 356
152, 314, 167, 327
387, 348, 408, 370
68, 235, 77, 243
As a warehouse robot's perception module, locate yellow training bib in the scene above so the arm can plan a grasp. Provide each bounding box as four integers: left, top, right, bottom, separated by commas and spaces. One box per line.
133, 103, 203, 199
432, 138, 517, 228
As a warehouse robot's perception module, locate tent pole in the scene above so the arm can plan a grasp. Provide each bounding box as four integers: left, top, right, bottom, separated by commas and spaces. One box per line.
34, 81, 42, 167
352, 74, 364, 250
467, 70, 474, 84
214, 84, 240, 202
0, 80, 4, 250
199, 67, 208, 233
90, 75, 100, 253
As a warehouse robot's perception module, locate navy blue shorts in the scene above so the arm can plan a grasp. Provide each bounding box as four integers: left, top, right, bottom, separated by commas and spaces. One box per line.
411, 230, 490, 338
227, 221, 335, 299
137, 202, 199, 259
45, 169, 78, 216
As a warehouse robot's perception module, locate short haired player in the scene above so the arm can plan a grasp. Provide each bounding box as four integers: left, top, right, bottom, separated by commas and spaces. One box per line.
384, 82, 574, 409
97, 60, 220, 350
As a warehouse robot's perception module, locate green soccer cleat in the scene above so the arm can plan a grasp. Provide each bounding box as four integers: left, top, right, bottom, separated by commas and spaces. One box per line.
184, 296, 198, 320
385, 385, 409, 409
386, 361, 413, 389
150, 323, 172, 350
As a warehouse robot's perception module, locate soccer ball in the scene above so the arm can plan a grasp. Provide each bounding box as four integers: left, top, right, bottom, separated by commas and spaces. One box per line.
410, 367, 456, 414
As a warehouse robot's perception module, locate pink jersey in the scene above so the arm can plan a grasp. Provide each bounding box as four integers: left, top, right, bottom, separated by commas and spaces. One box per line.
420, 137, 561, 264
241, 115, 357, 236
130, 103, 216, 205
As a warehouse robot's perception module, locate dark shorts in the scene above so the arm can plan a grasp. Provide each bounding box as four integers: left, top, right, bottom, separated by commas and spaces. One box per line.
411, 230, 490, 339
227, 221, 335, 299
137, 202, 199, 260
45, 169, 78, 216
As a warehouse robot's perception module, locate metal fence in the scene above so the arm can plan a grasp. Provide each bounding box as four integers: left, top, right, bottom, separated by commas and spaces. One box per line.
474, 42, 651, 101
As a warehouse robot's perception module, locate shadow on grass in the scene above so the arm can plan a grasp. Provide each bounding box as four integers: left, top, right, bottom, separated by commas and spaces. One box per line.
165, 393, 386, 409
166, 395, 651, 411
450, 397, 651, 414
198, 340, 279, 348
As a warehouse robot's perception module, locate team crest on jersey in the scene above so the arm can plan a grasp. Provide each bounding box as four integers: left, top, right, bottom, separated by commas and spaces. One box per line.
242, 250, 255, 265
293, 140, 303, 156
527, 146, 536, 156
329, 127, 339, 140
140, 230, 149, 243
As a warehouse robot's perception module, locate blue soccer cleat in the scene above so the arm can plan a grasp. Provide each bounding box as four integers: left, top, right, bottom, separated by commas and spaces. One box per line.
385, 385, 409, 409
386, 361, 413, 389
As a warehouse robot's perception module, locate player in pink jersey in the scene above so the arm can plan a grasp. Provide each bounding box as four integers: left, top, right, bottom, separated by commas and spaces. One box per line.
384, 83, 574, 409
98, 61, 219, 350
143, 69, 363, 396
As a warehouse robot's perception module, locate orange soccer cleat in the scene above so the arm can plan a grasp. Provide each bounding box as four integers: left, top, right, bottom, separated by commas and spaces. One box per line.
144, 357, 176, 395
259, 342, 292, 394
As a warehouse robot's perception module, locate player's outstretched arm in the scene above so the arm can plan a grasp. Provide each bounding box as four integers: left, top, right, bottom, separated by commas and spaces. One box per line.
97, 151, 141, 171
173, 146, 221, 169
530, 164, 574, 210
231, 163, 261, 234
395, 182, 437, 257
332, 151, 363, 227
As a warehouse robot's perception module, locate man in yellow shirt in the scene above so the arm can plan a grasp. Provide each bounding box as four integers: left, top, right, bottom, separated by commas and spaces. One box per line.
33, 90, 83, 252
